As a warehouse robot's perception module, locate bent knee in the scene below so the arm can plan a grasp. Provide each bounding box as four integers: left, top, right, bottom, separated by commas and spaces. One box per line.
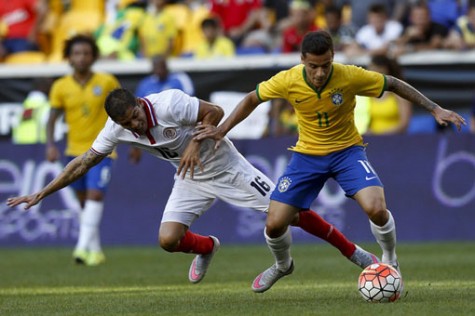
158, 233, 181, 252
362, 198, 387, 222
362, 195, 386, 214
369, 209, 389, 226
265, 210, 296, 238
265, 221, 289, 238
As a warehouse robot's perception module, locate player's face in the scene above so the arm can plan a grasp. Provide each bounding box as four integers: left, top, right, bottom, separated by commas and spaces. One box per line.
68, 42, 95, 74
115, 101, 148, 135
301, 50, 333, 89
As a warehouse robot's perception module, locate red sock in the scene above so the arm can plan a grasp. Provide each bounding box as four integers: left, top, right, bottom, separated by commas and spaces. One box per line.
294, 209, 356, 258
174, 230, 214, 254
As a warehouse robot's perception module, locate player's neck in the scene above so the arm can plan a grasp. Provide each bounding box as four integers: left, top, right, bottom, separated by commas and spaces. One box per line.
73, 71, 94, 86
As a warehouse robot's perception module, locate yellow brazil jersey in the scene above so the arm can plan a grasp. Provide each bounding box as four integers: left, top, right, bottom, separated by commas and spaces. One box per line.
194, 36, 235, 59
139, 9, 177, 57
49, 73, 120, 157
368, 93, 400, 134
257, 63, 386, 156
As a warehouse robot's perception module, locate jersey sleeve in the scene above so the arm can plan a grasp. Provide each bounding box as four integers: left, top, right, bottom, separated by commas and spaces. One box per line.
167, 89, 200, 125
91, 119, 119, 155
349, 65, 386, 98
256, 70, 289, 102
49, 80, 63, 109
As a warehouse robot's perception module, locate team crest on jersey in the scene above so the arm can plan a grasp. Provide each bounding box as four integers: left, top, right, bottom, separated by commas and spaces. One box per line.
278, 177, 292, 192
163, 127, 177, 139
330, 88, 343, 106
93, 86, 103, 96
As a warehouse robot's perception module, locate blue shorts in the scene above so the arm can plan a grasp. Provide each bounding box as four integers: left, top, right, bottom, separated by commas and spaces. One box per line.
270, 146, 383, 209
67, 156, 113, 193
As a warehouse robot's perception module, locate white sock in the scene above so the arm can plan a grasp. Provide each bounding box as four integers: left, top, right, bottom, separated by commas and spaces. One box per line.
264, 227, 292, 271
75, 200, 104, 253
370, 210, 397, 264
75, 210, 89, 252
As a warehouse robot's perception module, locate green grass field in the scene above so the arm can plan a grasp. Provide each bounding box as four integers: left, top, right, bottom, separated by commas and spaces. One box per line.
1, 242, 475, 316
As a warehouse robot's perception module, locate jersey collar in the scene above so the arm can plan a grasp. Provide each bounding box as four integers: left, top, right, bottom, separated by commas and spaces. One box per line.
302, 65, 334, 98
135, 97, 159, 145
139, 97, 158, 129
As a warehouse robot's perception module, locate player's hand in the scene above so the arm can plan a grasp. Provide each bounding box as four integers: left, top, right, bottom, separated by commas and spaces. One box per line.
177, 140, 204, 179
6, 194, 41, 210
193, 124, 225, 150
46, 144, 60, 162
432, 107, 466, 131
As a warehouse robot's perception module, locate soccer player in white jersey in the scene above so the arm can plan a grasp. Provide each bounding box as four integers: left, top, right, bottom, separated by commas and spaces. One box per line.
7, 88, 378, 283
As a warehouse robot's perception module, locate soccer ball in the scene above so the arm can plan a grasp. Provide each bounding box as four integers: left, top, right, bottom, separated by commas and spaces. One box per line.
358, 263, 403, 303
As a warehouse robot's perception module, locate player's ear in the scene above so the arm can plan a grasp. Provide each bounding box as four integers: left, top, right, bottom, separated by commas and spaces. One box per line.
135, 98, 143, 108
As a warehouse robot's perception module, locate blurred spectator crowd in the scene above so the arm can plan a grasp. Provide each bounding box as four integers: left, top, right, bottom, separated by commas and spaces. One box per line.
1, 0, 474, 64
2, 0, 474, 139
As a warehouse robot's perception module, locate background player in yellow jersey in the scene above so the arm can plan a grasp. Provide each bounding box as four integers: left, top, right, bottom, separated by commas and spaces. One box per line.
356, 54, 412, 135
138, 0, 177, 58
194, 30, 466, 293
46, 34, 121, 266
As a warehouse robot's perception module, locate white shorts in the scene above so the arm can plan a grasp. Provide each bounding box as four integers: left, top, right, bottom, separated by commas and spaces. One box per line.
161, 162, 275, 227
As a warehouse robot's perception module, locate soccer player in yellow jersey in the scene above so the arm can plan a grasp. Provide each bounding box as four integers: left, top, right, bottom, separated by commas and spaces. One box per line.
138, 0, 178, 58
193, 17, 236, 60
194, 30, 466, 293
46, 35, 121, 266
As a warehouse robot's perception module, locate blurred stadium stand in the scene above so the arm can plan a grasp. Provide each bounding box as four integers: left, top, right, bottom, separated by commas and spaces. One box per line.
0, 50, 474, 138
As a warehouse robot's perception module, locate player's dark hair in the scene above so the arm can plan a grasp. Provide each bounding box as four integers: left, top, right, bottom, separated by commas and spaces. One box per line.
63, 34, 99, 59
325, 5, 342, 19
105, 88, 137, 120
368, 4, 387, 15
301, 30, 334, 56
201, 17, 219, 29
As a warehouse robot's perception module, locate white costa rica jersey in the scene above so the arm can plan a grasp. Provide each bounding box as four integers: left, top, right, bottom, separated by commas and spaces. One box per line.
92, 89, 245, 180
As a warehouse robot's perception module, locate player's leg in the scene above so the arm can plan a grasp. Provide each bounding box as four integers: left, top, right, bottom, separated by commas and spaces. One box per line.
78, 158, 112, 266
159, 223, 220, 284
209, 161, 296, 289
82, 190, 106, 266
220, 153, 334, 292
293, 210, 379, 268
292, 210, 356, 255
159, 221, 217, 254
72, 188, 89, 264
160, 178, 220, 283
251, 200, 298, 293
234, 158, 377, 268
266, 202, 299, 260
335, 146, 398, 270
353, 187, 398, 268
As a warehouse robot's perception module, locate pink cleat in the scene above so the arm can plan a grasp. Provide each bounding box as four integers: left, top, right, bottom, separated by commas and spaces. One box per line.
349, 245, 380, 269
251, 260, 294, 293
188, 236, 220, 283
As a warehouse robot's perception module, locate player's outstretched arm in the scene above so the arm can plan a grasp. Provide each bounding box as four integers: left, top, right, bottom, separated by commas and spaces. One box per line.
386, 75, 466, 130
193, 91, 261, 145
6, 149, 106, 210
